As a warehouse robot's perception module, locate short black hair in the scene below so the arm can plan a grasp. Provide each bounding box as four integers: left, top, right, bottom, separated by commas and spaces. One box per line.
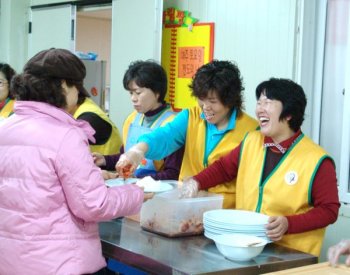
123, 60, 167, 103
255, 78, 307, 132
189, 60, 244, 115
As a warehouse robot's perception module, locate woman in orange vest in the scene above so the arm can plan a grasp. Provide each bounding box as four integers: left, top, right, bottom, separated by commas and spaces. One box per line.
115, 60, 258, 208
179, 78, 340, 256
93, 60, 184, 180
0, 63, 16, 118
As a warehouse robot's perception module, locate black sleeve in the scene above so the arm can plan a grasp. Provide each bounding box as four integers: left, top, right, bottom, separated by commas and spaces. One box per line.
77, 112, 112, 145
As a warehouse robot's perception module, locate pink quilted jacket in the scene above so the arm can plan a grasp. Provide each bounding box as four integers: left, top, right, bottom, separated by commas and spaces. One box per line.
0, 101, 143, 275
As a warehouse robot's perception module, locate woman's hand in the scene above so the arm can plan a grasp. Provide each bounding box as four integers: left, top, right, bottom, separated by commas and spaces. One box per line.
116, 148, 145, 178
92, 152, 106, 167
133, 185, 154, 202
265, 216, 289, 241
179, 177, 199, 198
328, 239, 350, 267
101, 170, 118, 180
143, 192, 154, 202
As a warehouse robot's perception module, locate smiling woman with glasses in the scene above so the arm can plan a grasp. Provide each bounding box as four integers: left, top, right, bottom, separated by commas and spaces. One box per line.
0, 63, 16, 118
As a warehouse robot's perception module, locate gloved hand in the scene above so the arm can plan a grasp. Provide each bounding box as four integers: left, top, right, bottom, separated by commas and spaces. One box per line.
116, 147, 145, 178
328, 239, 350, 267
180, 177, 199, 198
92, 152, 106, 167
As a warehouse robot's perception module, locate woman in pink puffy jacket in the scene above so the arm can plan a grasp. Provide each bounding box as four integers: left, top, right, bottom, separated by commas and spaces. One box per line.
0, 48, 146, 275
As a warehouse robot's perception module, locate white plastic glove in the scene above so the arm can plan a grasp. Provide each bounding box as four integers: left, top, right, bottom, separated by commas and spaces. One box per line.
115, 147, 145, 178
328, 239, 350, 267
180, 177, 199, 198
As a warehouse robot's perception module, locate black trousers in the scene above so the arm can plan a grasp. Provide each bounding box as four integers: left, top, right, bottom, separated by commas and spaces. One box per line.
87, 267, 117, 275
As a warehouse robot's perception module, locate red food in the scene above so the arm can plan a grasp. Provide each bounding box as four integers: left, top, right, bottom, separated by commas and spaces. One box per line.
122, 164, 132, 178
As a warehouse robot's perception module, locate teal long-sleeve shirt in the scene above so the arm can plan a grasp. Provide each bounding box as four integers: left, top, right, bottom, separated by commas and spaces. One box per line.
137, 108, 237, 163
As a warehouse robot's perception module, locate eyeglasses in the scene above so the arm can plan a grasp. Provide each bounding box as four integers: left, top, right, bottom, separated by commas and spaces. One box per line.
0, 80, 8, 87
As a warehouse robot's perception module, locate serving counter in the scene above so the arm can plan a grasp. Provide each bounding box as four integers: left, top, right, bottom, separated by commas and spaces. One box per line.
99, 219, 318, 275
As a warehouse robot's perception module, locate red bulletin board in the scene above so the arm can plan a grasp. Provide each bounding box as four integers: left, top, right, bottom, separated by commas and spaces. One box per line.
162, 23, 214, 111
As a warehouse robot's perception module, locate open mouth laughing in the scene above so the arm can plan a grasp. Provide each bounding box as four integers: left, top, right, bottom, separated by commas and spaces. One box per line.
259, 116, 270, 127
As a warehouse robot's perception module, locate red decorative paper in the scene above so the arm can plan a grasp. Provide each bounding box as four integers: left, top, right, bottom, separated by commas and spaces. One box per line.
178, 47, 204, 78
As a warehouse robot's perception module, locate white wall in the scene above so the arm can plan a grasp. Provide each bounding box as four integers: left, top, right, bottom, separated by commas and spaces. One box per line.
296, 0, 327, 142
109, 0, 163, 130
320, 0, 348, 178
318, 0, 350, 262
164, 0, 299, 122
76, 15, 112, 85
0, 0, 30, 72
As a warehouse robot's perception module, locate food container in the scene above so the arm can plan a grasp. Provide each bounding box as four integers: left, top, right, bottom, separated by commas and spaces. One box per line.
140, 189, 223, 237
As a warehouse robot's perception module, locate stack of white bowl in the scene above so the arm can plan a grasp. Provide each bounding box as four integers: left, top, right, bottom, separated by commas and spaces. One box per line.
203, 209, 270, 242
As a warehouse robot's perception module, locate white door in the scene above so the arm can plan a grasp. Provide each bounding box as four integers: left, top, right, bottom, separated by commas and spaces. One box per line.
28, 4, 76, 59
319, 0, 350, 203
339, 13, 350, 203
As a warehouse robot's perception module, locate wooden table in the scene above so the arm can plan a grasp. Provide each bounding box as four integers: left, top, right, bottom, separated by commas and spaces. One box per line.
99, 219, 318, 275
265, 262, 350, 274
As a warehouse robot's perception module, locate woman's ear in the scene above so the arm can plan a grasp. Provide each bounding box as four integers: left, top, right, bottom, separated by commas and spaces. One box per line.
155, 92, 160, 101
61, 80, 67, 89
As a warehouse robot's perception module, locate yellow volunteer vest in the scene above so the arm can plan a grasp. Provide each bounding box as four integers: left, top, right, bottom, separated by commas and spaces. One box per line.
236, 131, 332, 256
74, 98, 122, 155
0, 99, 14, 118
123, 107, 176, 171
180, 106, 258, 209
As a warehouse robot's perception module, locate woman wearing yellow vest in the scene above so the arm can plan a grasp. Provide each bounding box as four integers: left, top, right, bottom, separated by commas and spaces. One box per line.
0, 63, 16, 119
73, 97, 122, 155
115, 60, 258, 208
93, 60, 184, 180
179, 78, 340, 256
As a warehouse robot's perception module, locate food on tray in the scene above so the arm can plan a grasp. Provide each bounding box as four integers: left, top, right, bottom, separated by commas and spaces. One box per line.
136, 176, 174, 193
122, 164, 133, 178
135, 176, 156, 188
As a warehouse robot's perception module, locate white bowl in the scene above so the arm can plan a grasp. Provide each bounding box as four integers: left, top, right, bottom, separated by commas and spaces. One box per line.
213, 233, 268, 261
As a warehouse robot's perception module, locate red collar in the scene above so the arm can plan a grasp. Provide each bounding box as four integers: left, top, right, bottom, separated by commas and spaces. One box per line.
263, 129, 302, 154
0, 100, 6, 109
